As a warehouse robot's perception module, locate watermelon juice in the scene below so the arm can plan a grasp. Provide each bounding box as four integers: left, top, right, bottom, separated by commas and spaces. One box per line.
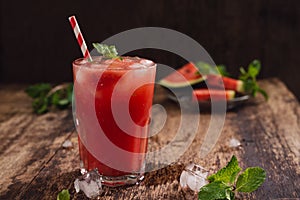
73, 56, 156, 186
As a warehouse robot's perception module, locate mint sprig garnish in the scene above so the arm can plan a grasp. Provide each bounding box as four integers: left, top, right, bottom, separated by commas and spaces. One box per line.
198, 155, 266, 200
239, 60, 268, 100
92, 43, 121, 59
57, 189, 70, 200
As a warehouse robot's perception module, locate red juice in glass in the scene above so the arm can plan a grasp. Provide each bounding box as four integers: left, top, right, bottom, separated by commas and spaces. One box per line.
73, 56, 156, 186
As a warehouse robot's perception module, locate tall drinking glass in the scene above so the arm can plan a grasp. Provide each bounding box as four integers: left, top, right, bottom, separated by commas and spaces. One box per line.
72, 56, 156, 186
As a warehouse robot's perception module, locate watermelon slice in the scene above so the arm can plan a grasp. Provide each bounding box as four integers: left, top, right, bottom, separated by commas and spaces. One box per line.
160, 62, 205, 88
193, 89, 235, 101
206, 75, 244, 93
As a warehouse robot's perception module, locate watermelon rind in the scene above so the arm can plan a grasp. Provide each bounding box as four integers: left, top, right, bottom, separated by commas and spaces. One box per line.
236, 80, 244, 93
159, 76, 206, 88
227, 90, 236, 100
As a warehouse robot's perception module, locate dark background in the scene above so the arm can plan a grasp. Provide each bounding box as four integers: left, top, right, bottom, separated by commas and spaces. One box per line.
0, 0, 299, 99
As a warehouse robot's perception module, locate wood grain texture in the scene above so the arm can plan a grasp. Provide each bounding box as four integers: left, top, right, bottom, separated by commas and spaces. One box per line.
0, 79, 299, 199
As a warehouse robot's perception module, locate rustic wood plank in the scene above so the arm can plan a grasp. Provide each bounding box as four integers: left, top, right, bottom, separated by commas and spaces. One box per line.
0, 79, 299, 199
233, 78, 300, 199
0, 85, 75, 199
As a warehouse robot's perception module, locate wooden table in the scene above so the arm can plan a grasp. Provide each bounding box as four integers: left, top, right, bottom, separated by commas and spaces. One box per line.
0, 78, 299, 199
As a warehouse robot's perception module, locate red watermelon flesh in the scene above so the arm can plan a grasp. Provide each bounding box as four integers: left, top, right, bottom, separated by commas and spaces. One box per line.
206, 74, 244, 92
193, 89, 235, 101
160, 62, 205, 88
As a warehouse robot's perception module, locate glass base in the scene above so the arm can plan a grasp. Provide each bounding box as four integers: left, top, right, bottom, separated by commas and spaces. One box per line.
80, 163, 145, 187
101, 174, 144, 187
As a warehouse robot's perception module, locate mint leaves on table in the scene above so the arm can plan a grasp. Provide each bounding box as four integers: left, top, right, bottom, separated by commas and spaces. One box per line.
198, 155, 266, 200
235, 167, 266, 193
25, 83, 52, 98
57, 189, 70, 200
239, 60, 268, 100
25, 83, 73, 114
198, 181, 235, 200
207, 155, 241, 184
92, 43, 121, 59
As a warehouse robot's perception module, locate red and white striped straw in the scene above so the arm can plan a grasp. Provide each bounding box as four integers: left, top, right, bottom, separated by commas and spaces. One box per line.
68, 15, 92, 61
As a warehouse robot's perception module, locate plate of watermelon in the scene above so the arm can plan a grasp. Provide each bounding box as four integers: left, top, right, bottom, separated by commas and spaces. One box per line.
159, 60, 267, 110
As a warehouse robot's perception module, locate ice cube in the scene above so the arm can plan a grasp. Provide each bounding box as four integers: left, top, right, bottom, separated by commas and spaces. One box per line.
62, 140, 73, 149
229, 138, 241, 148
180, 163, 208, 192
179, 170, 188, 188
140, 59, 154, 66
80, 168, 87, 175
186, 171, 208, 192
129, 63, 145, 69
74, 169, 102, 198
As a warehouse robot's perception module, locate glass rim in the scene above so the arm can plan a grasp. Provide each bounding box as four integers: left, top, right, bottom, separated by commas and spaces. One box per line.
72, 56, 157, 71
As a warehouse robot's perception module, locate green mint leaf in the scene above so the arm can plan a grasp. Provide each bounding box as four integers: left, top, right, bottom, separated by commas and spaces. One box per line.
239, 67, 247, 76
236, 167, 266, 193
216, 65, 230, 77
198, 181, 234, 200
238, 60, 268, 101
32, 97, 49, 114
239, 67, 249, 81
248, 60, 261, 79
57, 189, 70, 200
51, 92, 60, 106
195, 62, 229, 76
92, 43, 119, 59
58, 99, 69, 106
208, 155, 241, 184
25, 83, 51, 98
49, 84, 73, 109
242, 79, 256, 94
195, 61, 214, 75
257, 87, 269, 100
